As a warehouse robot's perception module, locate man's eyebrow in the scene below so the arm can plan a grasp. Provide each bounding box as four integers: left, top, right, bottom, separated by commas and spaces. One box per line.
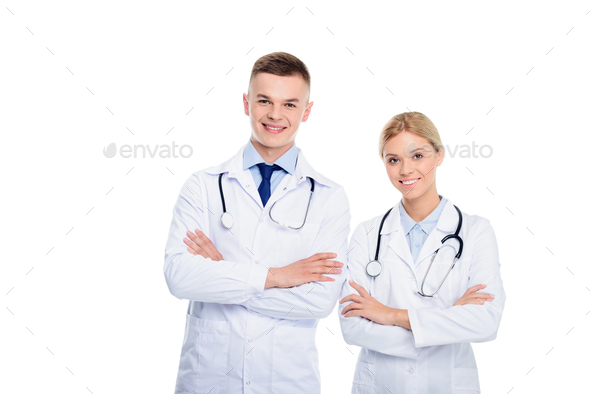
256, 94, 299, 103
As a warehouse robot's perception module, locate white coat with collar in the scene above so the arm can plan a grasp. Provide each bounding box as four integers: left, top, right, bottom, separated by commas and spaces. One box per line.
339, 199, 505, 394
164, 143, 351, 394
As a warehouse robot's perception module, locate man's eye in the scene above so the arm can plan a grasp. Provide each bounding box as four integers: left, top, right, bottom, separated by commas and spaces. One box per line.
286, 103, 295, 108
259, 100, 269, 104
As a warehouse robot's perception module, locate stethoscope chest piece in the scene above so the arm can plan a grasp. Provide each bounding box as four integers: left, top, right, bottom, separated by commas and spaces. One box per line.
365, 260, 382, 277
220, 212, 234, 229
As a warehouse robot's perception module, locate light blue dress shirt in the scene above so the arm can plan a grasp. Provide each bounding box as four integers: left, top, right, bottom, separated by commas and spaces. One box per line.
399, 195, 448, 263
242, 139, 298, 195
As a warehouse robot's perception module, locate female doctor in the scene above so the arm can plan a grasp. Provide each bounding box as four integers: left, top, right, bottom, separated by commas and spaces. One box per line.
339, 111, 505, 394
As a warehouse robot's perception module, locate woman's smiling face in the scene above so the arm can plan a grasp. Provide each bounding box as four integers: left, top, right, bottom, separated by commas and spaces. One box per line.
383, 130, 444, 200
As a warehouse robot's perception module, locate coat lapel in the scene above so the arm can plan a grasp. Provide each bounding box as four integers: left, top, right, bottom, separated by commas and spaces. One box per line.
263, 173, 297, 211
203, 144, 266, 209
203, 144, 337, 211
414, 200, 459, 268
384, 204, 415, 273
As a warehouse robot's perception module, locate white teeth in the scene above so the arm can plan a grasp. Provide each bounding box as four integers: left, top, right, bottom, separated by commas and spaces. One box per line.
402, 179, 418, 185
265, 125, 283, 130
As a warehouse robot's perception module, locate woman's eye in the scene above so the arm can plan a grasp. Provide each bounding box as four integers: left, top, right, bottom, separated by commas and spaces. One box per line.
413, 153, 423, 159
389, 158, 399, 164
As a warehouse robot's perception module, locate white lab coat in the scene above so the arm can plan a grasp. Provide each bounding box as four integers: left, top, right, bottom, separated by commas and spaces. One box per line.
339, 199, 505, 394
164, 144, 350, 394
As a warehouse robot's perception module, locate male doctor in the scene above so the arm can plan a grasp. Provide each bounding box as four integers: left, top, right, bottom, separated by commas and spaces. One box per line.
163, 52, 351, 393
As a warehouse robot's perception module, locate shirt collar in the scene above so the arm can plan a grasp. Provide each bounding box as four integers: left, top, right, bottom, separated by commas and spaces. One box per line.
203, 143, 336, 188
399, 195, 448, 236
242, 139, 297, 175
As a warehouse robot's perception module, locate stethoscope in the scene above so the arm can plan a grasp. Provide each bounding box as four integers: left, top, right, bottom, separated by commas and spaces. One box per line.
218, 172, 315, 230
365, 204, 464, 298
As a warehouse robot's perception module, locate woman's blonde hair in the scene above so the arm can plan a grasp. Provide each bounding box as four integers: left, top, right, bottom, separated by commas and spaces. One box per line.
378, 111, 443, 159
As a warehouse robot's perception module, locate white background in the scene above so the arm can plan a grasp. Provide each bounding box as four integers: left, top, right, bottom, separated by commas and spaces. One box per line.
1, 1, 589, 393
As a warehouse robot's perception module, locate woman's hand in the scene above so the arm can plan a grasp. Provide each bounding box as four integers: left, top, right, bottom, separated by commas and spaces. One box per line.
454, 284, 494, 306
184, 229, 224, 261
340, 280, 400, 326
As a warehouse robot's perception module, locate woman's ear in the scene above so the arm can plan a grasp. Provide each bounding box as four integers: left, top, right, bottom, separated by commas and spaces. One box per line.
436, 146, 445, 166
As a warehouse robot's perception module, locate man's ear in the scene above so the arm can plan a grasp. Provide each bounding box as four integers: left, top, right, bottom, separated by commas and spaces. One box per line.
243, 93, 250, 116
302, 101, 314, 122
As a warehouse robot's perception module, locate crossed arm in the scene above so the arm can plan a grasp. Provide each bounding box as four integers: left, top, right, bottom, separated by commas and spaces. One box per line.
339, 280, 493, 330
184, 229, 343, 290
164, 174, 351, 319
338, 220, 505, 357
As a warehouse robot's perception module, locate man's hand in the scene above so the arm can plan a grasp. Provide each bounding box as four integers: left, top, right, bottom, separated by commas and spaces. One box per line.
453, 284, 494, 306
184, 229, 224, 261
340, 280, 403, 326
265, 253, 343, 289
184, 232, 343, 289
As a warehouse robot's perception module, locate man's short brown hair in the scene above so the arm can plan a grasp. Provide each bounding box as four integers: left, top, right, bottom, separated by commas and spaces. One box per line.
249, 52, 311, 91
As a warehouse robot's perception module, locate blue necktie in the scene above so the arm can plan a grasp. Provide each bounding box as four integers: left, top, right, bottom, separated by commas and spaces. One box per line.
256, 163, 282, 206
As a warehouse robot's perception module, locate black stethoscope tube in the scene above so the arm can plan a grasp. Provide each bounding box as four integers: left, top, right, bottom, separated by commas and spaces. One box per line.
374, 204, 463, 261
374, 207, 394, 261
217, 172, 315, 230
366, 203, 464, 297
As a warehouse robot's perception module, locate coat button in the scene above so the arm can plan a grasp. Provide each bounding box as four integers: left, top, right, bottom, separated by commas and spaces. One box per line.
407, 368, 414, 374
248, 338, 252, 343
246, 381, 250, 385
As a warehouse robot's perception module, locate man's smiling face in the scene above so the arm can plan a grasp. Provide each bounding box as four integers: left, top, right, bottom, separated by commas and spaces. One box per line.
243, 72, 313, 155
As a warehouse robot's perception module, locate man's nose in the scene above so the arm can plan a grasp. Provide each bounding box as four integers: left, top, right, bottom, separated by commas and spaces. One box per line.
268, 105, 283, 120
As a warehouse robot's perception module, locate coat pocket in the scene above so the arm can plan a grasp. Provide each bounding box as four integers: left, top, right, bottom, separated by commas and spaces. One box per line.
352, 348, 376, 388
271, 325, 320, 393
175, 313, 230, 394
453, 367, 480, 392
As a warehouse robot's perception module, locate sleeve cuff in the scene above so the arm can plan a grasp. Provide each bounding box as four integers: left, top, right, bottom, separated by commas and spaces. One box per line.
245, 263, 269, 298
407, 308, 425, 348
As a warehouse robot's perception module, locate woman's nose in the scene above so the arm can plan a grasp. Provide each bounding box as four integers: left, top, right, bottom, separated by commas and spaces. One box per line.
400, 161, 414, 175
